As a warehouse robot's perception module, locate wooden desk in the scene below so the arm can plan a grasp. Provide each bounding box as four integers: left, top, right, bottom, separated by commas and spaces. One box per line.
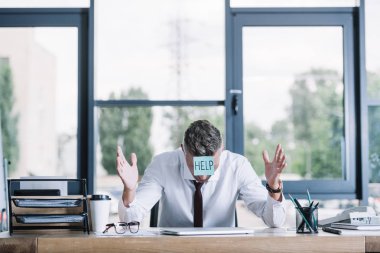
2, 229, 380, 253
0, 233, 37, 253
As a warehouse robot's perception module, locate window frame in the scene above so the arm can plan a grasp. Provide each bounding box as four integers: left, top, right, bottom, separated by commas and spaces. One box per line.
225, 3, 368, 200
0, 7, 92, 190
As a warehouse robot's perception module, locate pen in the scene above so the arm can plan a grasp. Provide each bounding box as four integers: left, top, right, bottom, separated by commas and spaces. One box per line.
322, 227, 342, 235
290, 194, 303, 210
288, 194, 315, 232
306, 190, 317, 228
307, 189, 312, 204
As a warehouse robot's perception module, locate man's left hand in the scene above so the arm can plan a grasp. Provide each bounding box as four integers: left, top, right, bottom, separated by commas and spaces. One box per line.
262, 144, 287, 190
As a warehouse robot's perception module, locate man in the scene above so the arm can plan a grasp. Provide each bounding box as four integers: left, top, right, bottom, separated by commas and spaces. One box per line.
117, 120, 287, 227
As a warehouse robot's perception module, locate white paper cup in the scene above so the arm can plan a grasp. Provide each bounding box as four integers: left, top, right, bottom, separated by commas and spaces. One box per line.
90, 194, 111, 233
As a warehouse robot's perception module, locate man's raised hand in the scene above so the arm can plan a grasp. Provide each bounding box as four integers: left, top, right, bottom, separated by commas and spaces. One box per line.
116, 146, 138, 191
262, 144, 287, 189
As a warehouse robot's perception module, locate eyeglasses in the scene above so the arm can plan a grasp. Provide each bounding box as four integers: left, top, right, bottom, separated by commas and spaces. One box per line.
102, 221, 140, 234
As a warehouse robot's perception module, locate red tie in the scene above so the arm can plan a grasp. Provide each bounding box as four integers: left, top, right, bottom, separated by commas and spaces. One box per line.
193, 181, 204, 227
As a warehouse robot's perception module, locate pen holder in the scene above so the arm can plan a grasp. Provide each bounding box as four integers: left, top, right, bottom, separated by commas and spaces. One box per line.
296, 206, 318, 233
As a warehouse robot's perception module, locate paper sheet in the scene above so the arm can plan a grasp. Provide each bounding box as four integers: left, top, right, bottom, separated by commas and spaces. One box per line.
95, 229, 159, 236
20, 176, 68, 196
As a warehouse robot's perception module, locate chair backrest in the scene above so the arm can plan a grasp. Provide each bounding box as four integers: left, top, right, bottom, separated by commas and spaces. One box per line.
149, 202, 238, 227
0, 117, 7, 232
150, 202, 160, 227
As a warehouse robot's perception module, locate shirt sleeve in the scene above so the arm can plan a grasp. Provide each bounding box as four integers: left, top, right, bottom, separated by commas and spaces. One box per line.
237, 158, 286, 228
118, 156, 164, 223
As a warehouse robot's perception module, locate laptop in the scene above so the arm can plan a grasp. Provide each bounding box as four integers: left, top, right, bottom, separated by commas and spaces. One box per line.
159, 227, 254, 236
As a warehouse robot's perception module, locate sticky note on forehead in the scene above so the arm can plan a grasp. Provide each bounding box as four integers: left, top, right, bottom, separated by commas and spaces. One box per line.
193, 156, 215, 176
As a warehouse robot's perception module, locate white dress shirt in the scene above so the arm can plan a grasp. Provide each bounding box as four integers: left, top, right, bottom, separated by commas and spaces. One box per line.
118, 148, 286, 227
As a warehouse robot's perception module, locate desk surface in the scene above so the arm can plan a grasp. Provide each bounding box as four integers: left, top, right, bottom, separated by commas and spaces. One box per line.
1, 228, 380, 253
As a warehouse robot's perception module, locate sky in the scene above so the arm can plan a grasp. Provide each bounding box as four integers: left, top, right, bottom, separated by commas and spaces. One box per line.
34, 28, 78, 134
29, 0, 380, 145
243, 26, 343, 131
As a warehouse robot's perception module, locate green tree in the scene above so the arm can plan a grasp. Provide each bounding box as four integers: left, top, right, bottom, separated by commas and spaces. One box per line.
164, 107, 224, 150
244, 122, 270, 176
369, 107, 380, 183
164, 107, 192, 150
367, 71, 380, 99
244, 119, 292, 177
0, 59, 19, 172
368, 71, 380, 182
98, 88, 153, 176
289, 69, 343, 178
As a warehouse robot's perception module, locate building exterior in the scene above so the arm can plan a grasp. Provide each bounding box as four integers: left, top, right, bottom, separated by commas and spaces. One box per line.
0, 28, 57, 177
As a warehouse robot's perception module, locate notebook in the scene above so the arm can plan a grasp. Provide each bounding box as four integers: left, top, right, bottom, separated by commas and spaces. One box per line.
331, 222, 380, 230
323, 226, 380, 235
159, 227, 255, 236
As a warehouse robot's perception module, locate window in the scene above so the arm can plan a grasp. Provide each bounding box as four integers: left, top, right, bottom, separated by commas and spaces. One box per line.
0, 28, 78, 177
366, 0, 380, 212
95, 0, 225, 100
226, 6, 364, 198
93, 0, 225, 225
0, 0, 89, 8
230, 0, 358, 8
242, 26, 344, 181
0, 9, 90, 180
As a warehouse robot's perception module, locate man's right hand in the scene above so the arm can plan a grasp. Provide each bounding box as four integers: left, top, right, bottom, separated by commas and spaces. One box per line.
116, 146, 138, 191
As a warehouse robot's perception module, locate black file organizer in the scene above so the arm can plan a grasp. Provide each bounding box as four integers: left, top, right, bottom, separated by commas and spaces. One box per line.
7, 179, 89, 235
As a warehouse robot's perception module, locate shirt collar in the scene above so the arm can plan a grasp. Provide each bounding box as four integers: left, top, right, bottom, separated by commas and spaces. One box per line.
179, 148, 225, 182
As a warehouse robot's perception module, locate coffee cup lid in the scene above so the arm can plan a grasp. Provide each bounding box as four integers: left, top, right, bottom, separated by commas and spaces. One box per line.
90, 194, 111, 200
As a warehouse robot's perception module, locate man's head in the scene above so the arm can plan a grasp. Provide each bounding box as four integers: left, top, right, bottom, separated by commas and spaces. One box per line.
182, 120, 223, 182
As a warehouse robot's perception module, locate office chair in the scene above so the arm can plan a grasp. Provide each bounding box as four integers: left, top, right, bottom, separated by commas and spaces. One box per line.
149, 202, 238, 227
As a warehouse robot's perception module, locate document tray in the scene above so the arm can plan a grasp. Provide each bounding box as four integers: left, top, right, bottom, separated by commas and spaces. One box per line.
15, 214, 86, 224
13, 199, 82, 208
8, 179, 90, 234
14, 189, 61, 196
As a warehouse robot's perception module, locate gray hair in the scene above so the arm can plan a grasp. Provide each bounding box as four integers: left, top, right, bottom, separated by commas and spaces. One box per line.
183, 120, 222, 156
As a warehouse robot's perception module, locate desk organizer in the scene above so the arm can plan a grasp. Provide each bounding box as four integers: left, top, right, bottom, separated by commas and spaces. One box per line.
7, 179, 89, 235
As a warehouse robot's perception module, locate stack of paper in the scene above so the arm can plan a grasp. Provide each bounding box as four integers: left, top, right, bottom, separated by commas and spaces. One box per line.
15, 214, 85, 224
13, 199, 82, 208
331, 223, 380, 231
323, 222, 380, 235
322, 226, 380, 235
350, 216, 380, 225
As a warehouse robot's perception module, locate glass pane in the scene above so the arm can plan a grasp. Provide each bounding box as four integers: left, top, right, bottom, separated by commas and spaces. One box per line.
0, 28, 78, 177
369, 106, 380, 184
0, 0, 89, 8
94, 105, 225, 226
367, 0, 380, 214
365, 0, 380, 100
369, 106, 380, 214
230, 0, 358, 8
95, 0, 225, 100
242, 27, 344, 180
